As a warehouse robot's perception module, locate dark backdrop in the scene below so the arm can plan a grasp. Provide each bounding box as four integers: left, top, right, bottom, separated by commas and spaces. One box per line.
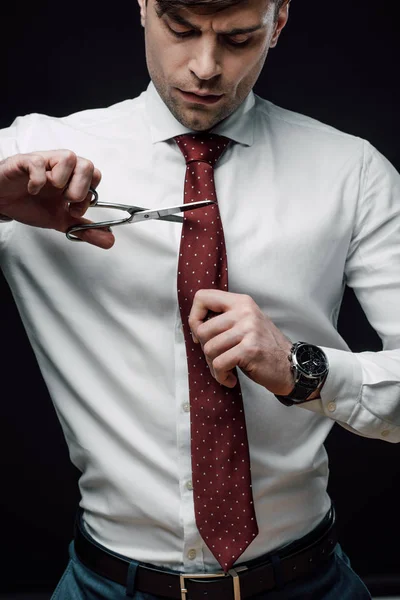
1, 0, 399, 595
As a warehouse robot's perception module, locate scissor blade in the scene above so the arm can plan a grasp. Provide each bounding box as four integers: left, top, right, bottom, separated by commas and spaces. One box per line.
155, 199, 215, 218
132, 200, 215, 222
177, 200, 216, 213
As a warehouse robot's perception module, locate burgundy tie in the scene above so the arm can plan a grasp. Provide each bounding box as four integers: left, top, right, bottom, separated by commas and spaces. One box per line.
175, 133, 258, 572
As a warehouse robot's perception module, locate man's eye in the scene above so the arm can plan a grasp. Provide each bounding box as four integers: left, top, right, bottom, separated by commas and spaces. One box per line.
168, 26, 193, 38
167, 23, 251, 46
226, 36, 251, 47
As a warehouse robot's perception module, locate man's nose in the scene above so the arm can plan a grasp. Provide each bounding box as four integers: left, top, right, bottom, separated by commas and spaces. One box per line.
188, 39, 222, 81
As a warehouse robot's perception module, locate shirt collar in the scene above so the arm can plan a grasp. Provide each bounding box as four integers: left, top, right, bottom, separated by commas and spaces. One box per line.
145, 81, 255, 147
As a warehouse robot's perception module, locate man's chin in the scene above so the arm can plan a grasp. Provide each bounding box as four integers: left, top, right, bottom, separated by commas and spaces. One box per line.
182, 117, 216, 132
169, 103, 226, 132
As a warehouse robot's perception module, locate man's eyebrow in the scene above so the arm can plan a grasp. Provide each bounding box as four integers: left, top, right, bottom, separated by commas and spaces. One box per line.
166, 12, 265, 35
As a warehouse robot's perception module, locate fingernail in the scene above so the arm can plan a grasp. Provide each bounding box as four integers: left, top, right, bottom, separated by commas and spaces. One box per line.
229, 376, 238, 387
28, 186, 40, 196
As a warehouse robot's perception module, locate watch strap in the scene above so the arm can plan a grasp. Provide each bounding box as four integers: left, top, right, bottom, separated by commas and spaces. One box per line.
275, 374, 319, 406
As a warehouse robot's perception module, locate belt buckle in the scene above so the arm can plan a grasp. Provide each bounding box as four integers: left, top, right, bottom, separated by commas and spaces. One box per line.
180, 566, 247, 600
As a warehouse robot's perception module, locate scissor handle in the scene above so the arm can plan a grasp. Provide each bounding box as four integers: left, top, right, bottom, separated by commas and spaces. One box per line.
89, 187, 99, 206
66, 187, 134, 241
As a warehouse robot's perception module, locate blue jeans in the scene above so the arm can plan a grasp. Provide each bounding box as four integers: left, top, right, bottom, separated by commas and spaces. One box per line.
51, 539, 371, 600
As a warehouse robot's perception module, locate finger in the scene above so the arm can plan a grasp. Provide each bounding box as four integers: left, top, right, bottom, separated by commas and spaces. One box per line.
75, 227, 115, 250
43, 151, 101, 209
213, 343, 244, 375
203, 328, 241, 363
5, 153, 47, 196
62, 158, 97, 205
212, 345, 242, 387
205, 356, 216, 379
213, 365, 238, 387
68, 191, 94, 218
68, 170, 102, 218
24, 155, 48, 195
44, 150, 78, 190
195, 312, 235, 347
63, 216, 115, 250
203, 330, 240, 387
189, 289, 235, 341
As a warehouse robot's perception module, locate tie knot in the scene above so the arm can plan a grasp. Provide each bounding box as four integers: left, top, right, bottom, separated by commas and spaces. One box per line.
175, 133, 230, 166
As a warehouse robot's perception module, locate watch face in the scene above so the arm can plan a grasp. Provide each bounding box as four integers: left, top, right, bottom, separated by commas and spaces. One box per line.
295, 344, 328, 377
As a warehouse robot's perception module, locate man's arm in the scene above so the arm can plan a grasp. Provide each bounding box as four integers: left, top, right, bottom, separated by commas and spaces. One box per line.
302, 142, 400, 443
189, 142, 400, 444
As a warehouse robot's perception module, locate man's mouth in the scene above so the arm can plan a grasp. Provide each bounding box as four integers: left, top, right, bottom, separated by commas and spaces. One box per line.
178, 89, 224, 105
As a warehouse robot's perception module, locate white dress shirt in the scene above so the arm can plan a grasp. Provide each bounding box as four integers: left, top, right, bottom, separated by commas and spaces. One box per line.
1, 82, 399, 573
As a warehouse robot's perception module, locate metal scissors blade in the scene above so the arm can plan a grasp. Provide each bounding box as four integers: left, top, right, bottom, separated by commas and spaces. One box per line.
66, 188, 215, 241
130, 200, 215, 223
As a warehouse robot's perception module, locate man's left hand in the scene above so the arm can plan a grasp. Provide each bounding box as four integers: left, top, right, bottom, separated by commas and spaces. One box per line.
188, 289, 294, 393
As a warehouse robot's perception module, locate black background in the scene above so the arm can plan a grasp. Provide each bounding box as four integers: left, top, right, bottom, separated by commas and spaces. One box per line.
1, 0, 399, 594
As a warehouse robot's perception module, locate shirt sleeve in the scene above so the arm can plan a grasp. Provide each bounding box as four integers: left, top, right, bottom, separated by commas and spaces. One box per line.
299, 141, 400, 443
0, 121, 20, 244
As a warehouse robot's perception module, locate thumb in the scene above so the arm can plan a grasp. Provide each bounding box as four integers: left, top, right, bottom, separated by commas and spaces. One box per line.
64, 215, 115, 249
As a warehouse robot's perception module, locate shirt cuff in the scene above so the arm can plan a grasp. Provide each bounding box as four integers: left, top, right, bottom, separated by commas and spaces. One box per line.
297, 346, 363, 423
296, 347, 400, 442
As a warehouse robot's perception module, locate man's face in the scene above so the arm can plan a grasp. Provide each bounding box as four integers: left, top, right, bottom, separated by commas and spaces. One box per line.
138, 0, 289, 131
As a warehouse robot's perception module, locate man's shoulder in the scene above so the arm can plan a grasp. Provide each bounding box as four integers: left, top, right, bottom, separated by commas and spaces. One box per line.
254, 94, 364, 149
3, 90, 148, 144
62, 92, 146, 130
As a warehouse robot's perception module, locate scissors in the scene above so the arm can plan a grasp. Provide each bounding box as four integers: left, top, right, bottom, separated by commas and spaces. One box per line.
66, 188, 215, 241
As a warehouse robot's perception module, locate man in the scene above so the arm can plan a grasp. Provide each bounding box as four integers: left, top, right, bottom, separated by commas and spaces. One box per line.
0, 0, 398, 597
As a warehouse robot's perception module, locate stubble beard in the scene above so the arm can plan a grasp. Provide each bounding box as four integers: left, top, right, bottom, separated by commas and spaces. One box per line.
157, 82, 240, 132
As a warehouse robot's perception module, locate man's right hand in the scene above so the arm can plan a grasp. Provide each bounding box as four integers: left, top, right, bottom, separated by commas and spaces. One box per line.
0, 150, 115, 249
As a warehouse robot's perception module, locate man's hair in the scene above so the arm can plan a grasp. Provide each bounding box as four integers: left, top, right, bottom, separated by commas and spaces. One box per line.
155, 0, 286, 18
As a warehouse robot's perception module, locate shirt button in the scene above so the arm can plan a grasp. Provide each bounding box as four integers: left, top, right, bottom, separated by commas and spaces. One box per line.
327, 402, 336, 413
187, 549, 197, 560
381, 430, 390, 438
186, 480, 193, 491
183, 403, 190, 413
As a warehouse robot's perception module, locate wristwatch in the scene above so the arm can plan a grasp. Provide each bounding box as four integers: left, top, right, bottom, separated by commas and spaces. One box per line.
275, 341, 329, 406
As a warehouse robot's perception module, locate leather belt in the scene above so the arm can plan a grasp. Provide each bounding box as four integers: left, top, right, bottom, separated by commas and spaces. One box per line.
74, 507, 337, 600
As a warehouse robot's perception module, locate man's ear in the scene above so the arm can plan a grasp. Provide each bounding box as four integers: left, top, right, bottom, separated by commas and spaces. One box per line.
270, 0, 290, 48
138, 0, 147, 27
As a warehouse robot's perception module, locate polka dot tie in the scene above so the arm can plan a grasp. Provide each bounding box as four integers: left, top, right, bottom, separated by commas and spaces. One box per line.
175, 133, 258, 572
